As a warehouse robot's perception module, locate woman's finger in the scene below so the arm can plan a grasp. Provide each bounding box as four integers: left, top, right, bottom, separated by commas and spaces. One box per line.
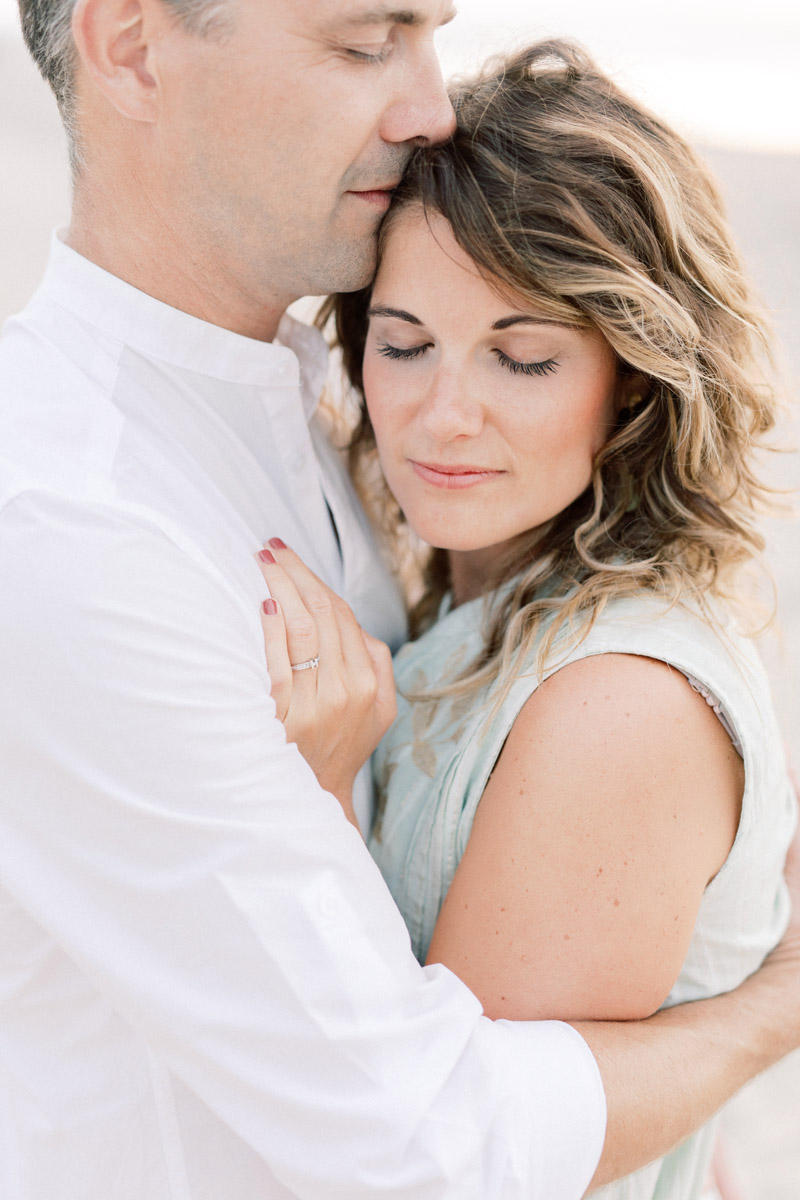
257, 548, 335, 677
253, 541, 397, 804
260, 542, 347, 677
259, 597, 293, 722
362, 630, 398, 735
262, 539, 338, 607
334, 600, 380, 699
265, 544, 387, 722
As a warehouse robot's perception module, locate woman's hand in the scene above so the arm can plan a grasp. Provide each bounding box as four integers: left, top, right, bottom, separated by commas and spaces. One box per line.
255, 539, 397, 824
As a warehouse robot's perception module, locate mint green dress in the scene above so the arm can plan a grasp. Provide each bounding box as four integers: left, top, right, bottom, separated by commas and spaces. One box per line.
369, 589, 796, 1200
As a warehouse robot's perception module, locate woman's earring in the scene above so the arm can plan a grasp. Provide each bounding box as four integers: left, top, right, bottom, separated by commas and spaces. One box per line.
619, 391, 647, 422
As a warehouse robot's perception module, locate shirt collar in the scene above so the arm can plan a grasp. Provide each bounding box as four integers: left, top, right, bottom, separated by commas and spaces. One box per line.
40, 232, 329, 417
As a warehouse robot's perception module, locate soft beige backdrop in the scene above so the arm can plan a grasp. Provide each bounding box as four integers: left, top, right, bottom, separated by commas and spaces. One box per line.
1, 15, 798, 1196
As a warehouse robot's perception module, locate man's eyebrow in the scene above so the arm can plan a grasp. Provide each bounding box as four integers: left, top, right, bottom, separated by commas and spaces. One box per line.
368, 305, 423, 325
491, 315, 583, 331
334, 5, 457, 29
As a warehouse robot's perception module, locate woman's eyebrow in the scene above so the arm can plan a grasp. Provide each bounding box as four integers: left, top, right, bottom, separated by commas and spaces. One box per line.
492, 314, 582, 331
367, 305, 423, 326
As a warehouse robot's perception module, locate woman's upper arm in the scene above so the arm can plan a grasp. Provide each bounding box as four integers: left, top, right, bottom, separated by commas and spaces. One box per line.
425, 653, 744, 1021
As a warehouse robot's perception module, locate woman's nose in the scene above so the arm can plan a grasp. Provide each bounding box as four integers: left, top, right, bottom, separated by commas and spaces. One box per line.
419, 371, 484, 441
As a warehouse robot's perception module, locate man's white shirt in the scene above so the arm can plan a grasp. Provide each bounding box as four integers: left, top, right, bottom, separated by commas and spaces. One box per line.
0, 235, 605, 1200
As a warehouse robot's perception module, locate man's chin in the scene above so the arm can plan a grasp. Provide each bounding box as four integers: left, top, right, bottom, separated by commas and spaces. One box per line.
312, 237, 379, 296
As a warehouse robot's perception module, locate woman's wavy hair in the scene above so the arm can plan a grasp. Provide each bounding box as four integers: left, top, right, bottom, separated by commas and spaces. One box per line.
321, 39, 779, 695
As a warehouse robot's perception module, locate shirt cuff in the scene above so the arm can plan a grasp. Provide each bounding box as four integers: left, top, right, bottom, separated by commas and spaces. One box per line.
497, 1017, 607, 1200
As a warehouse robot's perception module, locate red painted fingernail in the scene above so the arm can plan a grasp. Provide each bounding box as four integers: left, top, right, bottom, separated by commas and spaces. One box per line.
258, 548, 276, 564
262, 598, 278, 615
268, 537, 286, 551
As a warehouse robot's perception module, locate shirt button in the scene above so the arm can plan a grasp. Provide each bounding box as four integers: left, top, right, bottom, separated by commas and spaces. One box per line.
291, 453, 307, 472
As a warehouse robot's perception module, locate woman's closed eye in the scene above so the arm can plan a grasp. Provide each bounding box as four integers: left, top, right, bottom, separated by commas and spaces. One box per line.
376, 343, 560, 376
376, 341, 432, 361
494, 349, 559, 377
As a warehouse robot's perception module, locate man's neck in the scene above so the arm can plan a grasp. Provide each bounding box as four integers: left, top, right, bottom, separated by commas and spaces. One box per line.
68, 190, 289, 344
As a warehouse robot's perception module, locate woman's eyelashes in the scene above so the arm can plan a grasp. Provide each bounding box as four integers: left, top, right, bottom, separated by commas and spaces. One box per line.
493, 350, 559, 377
375, 340, 559, 377
376, 341, 431, 361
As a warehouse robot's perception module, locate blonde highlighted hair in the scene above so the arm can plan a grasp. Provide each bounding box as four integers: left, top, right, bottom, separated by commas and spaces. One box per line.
324, 39, 778, 697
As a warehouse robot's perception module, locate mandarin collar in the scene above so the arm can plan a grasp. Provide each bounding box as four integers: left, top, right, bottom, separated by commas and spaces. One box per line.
40, 232, 329, 417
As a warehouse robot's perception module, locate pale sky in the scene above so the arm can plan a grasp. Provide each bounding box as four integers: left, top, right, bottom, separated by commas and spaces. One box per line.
1, 0, 798, 150
434, 0, 800, 153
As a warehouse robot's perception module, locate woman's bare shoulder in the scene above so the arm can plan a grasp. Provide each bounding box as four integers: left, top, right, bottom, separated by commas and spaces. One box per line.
425, 651, 744, 1021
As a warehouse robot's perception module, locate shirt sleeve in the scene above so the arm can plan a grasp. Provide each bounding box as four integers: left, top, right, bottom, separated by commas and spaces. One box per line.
0, 489, 605, 1200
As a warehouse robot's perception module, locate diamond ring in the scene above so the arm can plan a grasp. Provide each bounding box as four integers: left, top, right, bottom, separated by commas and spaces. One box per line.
290, 656, 320, 672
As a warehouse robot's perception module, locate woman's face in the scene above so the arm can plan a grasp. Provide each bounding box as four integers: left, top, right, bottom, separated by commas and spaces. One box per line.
362, 208, 623, 586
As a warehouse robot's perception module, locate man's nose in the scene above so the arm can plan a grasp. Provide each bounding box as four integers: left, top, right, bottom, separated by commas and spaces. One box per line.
381, 53, 456, 146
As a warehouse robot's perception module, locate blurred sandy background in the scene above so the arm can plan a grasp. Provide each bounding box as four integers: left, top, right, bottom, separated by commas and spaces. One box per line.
1, 0, 798, 1193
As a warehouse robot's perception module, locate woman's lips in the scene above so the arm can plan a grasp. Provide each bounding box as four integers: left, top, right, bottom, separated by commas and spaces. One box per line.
410, 461, 505, 490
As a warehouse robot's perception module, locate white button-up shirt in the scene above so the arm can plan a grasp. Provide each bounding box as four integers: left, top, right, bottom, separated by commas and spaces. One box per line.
0, 236, 605, 1200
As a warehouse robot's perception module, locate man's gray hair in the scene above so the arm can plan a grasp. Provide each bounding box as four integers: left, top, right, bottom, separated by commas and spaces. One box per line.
17, 0, 229, 160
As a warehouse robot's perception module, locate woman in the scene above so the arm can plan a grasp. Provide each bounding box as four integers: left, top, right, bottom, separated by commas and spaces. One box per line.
258, 41, 796, 1199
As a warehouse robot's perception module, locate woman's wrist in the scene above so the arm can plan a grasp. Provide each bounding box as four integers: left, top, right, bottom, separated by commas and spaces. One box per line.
322, 782, 360, 831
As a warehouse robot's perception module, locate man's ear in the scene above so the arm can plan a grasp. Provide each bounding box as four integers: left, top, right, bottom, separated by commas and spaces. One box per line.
71, 0, 166, 123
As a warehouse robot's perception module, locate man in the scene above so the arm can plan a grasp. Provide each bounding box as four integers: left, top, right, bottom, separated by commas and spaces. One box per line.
1, 1, 798, 1197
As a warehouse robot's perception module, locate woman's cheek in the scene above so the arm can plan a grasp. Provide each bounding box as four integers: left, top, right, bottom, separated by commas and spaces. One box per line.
366, 372, 407, 447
